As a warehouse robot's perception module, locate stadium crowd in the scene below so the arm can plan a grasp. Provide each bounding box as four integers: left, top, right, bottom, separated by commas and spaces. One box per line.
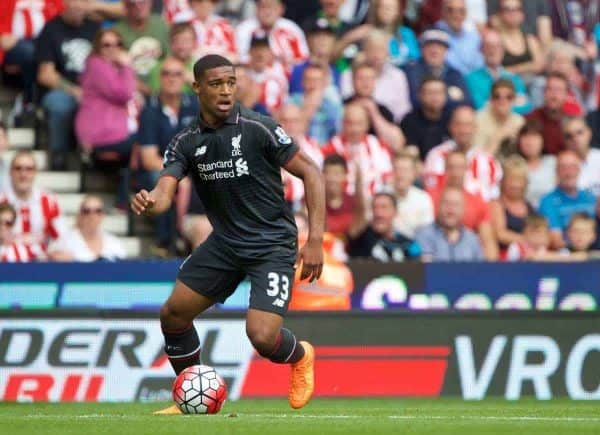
1, 0, 600, 264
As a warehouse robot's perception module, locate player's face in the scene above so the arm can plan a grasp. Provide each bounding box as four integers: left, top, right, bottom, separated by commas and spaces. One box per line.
194, 66, 237, 123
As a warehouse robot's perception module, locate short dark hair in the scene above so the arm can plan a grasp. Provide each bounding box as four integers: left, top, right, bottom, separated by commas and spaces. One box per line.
0, 202, 16, 221
373, 191, 397, 209
545, 71, 569, 89
169, 22, 195, 41
323, 154, 347, 171
524, 213, 549, 231
419, 75, 446, 91
568, 212, 596, 230
491, 78, 515, 95
193, 54, 234, 81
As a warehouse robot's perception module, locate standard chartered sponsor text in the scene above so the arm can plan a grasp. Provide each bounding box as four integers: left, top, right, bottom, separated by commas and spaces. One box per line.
197, 160, 235, 180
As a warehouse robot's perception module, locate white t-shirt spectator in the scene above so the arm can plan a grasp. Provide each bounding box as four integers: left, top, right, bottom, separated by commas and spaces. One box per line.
526, 156, 556, 208
48, 228, 126, 262
394, 186, 435, 238
578, 148, 600, 197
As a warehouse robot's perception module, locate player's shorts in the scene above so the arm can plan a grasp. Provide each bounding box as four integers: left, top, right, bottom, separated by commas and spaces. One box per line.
177, 234, 297, 316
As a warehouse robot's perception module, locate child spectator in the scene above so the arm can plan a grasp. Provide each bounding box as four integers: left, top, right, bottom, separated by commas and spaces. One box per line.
0, 202, 45, 262
566, 213, 597, 258
506, 213, 557, 261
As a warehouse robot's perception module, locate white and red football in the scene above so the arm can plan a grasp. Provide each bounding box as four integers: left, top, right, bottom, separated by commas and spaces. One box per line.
172, 364, 227, 414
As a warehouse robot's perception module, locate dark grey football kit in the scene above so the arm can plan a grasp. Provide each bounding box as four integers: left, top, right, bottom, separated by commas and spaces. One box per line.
161, 103, 299, 315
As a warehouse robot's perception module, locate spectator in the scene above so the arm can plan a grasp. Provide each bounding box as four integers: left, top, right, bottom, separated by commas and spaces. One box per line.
75, 29, 137, 167
301, 0, 354, 38
549, 0, 598, 64
539, 150, 596, 248
415, 186, 485, 262
323, 154, 355, 239
349, 29, 411, 123
289, 19, 340, 94
343, 63, 404, 152
337, 0, 420, 68
276, 103, 323, 207
473, 79, 525, 156
136, 57, 198, 251
424, 105, 502, 201
427, 150, 498, 260
289, 63, 342, 145
48, 195, 126, 261
412, 0, 487, 33
0, 122, 8, 192
246, 33, 288, 114
0, 202, 45, 262
403, 29, 471, 108
188, 0, 237, 61
525, 72, 571, 155
487, 0, 552, 49
236, 0, 308, 67
348, 191, 421, 262
434, 0, 483, 75
289, 211, 353, 311
322, 103, 393, 197
0, 150, 65, 249
162, 0, 194, 23
490, 155, 534, 258
586, 108, 600, 147
148, 22, 197, 94
392, 151, 434, 238
565, 212, 597, 258
1, 0, 63, 117
234, 63, 269, 115
495, 0, 543, 82
85, 1, 126, 23
562, 116, 600, 197
466, 28, 532, 114
529, 42, 588, 116
36, 0, 101, 170
113, 0, 169, 94
516, 122, 556, 207
399, 76, 451, 160
505, 213, 559, 261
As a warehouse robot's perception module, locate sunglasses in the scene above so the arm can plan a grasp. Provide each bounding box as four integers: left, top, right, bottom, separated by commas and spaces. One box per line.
565, 129, 585, 139
102, 41, 123, 49
0, 219, 15, 227
81, 207, 104, 215
11, 165, 35, 172
492, 93, 515, 101
161, 69, 184, 77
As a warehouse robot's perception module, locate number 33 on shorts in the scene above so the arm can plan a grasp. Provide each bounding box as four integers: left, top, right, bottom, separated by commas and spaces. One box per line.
267, 272, 289, 308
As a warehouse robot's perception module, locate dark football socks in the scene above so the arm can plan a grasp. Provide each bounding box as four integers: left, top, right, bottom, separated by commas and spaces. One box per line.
267, 328, 306, 364
162, 323, 201, 375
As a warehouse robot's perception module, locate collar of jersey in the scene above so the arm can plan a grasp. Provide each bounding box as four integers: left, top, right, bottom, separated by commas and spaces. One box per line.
197, 103, 240, 130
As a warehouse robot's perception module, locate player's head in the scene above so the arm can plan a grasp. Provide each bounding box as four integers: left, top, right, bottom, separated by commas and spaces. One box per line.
193, 54, 236, 123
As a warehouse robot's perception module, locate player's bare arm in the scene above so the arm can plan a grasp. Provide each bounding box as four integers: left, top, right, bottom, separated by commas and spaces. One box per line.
284, 150, 325, 282
131, 175, 178, 216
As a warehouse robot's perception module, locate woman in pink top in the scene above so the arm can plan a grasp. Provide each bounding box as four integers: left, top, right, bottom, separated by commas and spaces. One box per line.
75, 28, 137, 164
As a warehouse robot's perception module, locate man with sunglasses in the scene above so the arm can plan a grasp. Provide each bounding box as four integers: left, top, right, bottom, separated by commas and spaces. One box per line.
131, 54, 324, 414
137, 56, 199, 253
0, 150, 65, 251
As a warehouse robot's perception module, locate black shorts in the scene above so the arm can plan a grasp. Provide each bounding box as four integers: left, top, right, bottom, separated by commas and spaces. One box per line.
177, 234, 297, 315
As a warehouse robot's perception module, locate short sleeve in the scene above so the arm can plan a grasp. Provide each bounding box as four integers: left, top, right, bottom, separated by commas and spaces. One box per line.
137, 105, 159, 147
538, 196, 561, 230
36, 23, 58, 65
257, 116, 300, 167
160, 133, 190, 180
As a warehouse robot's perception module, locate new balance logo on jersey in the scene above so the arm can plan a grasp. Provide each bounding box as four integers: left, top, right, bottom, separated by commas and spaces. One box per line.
195, 145, 207, 157
231, 134, 242, 156
235, 158, 249, 176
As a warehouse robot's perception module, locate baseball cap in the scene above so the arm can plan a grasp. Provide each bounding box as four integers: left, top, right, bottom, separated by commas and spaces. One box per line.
419, 29, 450, 47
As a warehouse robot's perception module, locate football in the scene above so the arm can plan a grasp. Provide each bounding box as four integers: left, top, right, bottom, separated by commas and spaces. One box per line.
172, 365, 227, 414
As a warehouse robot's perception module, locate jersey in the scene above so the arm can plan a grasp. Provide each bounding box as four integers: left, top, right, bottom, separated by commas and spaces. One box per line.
0, 241, 45, 262
161, 103, 300, 256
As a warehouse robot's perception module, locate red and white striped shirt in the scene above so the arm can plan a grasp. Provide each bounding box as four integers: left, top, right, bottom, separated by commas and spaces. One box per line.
283, 135, 324, 205
423, 140, 502, 201
0, 185, 65, 248
0, 241, 45, 262
249, 62, 289, 113
322, 134, 393, 196
0, 0, 62, 39
191, 15, 237, 60
236, 17, 309, 68
162, 0, 194, 24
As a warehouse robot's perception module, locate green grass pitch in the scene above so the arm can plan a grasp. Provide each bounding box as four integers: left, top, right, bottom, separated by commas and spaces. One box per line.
1, 399, 599, 435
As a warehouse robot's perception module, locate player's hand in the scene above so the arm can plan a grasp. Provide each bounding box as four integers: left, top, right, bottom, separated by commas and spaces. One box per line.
131, 189, 156, 215
297, 239, 324, 282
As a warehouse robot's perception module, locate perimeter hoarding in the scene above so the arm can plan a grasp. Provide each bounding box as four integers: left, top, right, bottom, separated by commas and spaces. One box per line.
0, 311, 598, 402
